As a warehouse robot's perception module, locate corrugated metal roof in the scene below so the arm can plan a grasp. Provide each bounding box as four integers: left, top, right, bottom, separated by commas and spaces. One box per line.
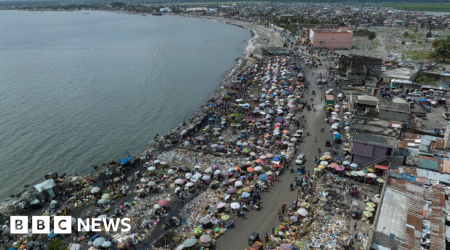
376, 184, 446, 250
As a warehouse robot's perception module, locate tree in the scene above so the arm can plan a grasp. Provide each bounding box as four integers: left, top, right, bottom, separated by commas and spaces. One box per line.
402, 40, 406, 45
368, 31, 376, 41
283, 42, 288, 48
49, 239, 68, 250
403, 31, 409, 38
414, 27, 419, 33
404, 21, 409, 28
428, 37, 450, 62
426, 30, 432, 38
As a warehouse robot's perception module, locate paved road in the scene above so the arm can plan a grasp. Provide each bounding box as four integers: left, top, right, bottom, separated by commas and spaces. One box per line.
215, 57, 332, 250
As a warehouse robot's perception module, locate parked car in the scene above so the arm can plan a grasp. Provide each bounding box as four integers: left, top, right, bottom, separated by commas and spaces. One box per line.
295, 154, 305, 164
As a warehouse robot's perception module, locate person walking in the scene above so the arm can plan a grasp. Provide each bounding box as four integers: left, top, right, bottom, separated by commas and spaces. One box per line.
354, 222, 357, 230
264, 233, 269, 243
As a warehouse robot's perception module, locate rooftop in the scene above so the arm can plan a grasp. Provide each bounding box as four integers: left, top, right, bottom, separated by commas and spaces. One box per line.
378, 102, 410, 113
380, 67, 417, 81
373, 182, 446, 250
353, 132, 398, 147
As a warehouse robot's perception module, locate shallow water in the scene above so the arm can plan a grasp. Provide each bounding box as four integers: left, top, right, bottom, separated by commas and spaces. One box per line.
0, 11, 251, 199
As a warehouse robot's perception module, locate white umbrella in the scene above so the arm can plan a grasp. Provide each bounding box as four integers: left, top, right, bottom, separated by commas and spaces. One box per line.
98, 199, 108, 204
320, 161, 328, 166
91, 187, 100, 194
185, 173, 192, 179
185, 182, 194, 187
168, 169, 174, 174
298, 208, 308, 216
202, 175, 211, 180
367, 173, 377, 178
335, 105, 340, 108
357, 171, 366, 176
205, 168, 212, 173
194, 165, 201, 169
214, 170, 222, 175
230, 202, 241, 209
234, 181, 243, 187
154, 204, 161, 209
175, 179, 184, 184
147, 181, 156, 186
148, 166, 156, 171
254, 166, 263, 171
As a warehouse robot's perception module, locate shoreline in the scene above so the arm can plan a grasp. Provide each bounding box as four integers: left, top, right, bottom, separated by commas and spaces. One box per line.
0, 11, 281, 207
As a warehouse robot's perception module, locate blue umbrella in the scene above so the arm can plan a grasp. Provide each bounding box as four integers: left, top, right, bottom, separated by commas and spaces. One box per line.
350, 163, 358, 168
343, 161, 350, 165
241, 192, 251, 198
237, 142, 243, 146
260, 174, 268, 181
228, 168, 235, 172
272, 157, 281, 161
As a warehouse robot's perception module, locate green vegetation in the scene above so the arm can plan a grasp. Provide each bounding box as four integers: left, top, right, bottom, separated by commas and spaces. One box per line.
404, 51, 430, 60
416, 76, 430, 83
426, 31, 433, 38
382, 3, 450, 12
403, 31, 409, 38
49, 239, 68, 250
368, 31, 376, 41
110, 2, 126, 8
428, 37, 450, 62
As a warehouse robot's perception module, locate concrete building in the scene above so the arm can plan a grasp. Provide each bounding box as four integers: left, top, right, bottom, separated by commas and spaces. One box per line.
379, 67, 419, 84
309, 27, 353, 49
377, 102, 411, 123
336, 55, 382, 86
354, 95, 379, 115
350, 132, 397, 167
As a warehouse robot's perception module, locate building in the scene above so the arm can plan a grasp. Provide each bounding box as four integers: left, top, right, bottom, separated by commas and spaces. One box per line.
309, 27, 353, 49
380, 67, 419, 84
350, 132, 397, 167
354, 95, 379, 115
377, 102, 411, 123
336, 55, 382, 86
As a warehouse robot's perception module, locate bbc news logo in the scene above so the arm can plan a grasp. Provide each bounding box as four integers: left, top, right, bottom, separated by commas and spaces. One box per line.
10, 216, 131, 234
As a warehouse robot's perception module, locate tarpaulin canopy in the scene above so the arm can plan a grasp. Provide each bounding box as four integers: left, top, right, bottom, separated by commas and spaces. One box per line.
375, 165, 388, 171
119, 157, 133, 164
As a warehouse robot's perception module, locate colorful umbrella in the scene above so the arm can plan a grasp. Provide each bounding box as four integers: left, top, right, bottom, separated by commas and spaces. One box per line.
363, 211, 373, 217
329, 163, 338, 169
366, 202, 376, 208
158, 199, 168, 206
318, 165, 326, 169
193, 228, 203, 235
221, 215, 230, 221
365, 207, 375, 212
280, 243, 294, 250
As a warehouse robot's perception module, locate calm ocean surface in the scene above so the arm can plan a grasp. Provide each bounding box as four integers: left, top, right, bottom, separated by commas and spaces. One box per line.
0, 11, 250, 199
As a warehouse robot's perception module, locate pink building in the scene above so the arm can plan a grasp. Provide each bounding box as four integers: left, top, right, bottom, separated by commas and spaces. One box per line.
309, 27, 353, 49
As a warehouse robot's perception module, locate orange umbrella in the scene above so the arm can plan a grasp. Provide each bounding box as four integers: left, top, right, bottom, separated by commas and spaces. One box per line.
283, 130, 289, 133
264, 134, 271, 138
234, 166, 240, 170
274, 124, 281, 128
255, 159, 263, 163
279, 225, 285, 229
247, 167, 255, 172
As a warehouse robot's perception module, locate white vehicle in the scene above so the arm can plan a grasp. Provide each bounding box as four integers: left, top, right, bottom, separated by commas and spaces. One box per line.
295, 154, 305, 165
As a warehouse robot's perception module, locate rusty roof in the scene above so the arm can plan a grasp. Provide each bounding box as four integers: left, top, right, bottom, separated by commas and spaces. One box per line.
379, 182, 446, 250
